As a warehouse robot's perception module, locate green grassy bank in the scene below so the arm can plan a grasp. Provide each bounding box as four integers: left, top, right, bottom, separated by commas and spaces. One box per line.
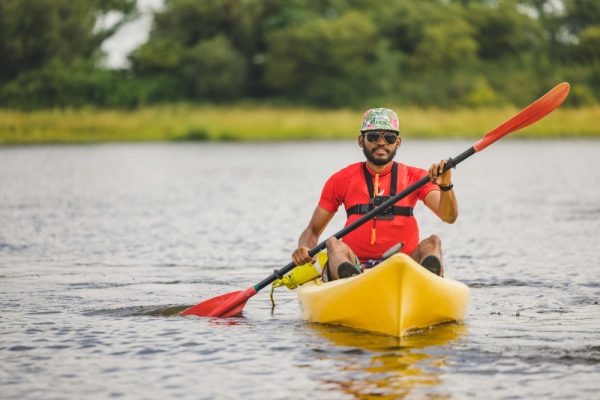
1, 105, 599, 144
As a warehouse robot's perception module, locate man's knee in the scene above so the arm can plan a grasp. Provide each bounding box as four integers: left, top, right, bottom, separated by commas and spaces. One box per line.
424, 234, 441, 246
326, 237, 341, 251
326, 237, 353, 262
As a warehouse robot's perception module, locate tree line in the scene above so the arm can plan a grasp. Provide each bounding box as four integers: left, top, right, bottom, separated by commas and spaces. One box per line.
1, 0, 599, 109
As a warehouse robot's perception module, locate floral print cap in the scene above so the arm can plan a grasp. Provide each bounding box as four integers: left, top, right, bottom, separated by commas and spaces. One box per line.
360, 108, 400, 133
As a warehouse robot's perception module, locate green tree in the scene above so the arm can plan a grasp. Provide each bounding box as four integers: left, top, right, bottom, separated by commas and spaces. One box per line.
0, 0, 135, 83
131, 0, 377, 101
2, 0, 599, 109
375, 0, 451, 56
466, 0, 544, 60
564, 0, 600, 35
265, 11, 397, 106
412, 18, 477, 69
0, 59, 143, 109
131, 0, 254, 101
577, 25, 600, 61
373, 1, 478, 70
0, 0, 136, 108
181, 36, 246, 100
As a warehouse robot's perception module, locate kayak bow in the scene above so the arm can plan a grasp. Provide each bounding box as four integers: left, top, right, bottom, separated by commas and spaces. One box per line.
297, 253, 470, 337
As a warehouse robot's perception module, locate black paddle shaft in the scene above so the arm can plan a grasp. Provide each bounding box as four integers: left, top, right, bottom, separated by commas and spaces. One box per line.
254, 146, 476, 292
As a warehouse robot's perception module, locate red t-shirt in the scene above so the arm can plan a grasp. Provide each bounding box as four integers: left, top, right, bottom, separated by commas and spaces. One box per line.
319, 162, 439, 262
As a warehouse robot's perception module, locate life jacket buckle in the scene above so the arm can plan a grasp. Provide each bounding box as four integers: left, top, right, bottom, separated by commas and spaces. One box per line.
372, 196, 395, 220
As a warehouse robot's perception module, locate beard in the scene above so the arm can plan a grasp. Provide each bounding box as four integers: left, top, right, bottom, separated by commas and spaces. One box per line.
363, 145, 397, 166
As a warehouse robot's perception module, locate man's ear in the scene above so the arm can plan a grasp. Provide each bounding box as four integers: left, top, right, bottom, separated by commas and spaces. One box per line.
358, 134, 364, 148
396, 136, 401, 149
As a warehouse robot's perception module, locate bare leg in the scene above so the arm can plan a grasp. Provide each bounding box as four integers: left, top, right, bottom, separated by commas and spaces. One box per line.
325, 237, 357, 281
410, 234, 444, 276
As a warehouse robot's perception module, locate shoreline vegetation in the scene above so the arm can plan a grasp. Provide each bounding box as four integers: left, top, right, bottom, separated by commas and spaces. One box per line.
1, 105, 599, 145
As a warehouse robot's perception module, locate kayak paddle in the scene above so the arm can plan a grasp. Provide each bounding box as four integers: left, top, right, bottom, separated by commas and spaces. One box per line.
180, 82, 570, 318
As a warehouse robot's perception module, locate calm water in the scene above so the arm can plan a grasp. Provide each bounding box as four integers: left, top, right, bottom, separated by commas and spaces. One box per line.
1, 140, 599, 399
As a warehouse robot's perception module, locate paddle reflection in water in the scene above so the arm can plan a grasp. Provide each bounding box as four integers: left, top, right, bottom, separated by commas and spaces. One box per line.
308, 322, 467, 398
119, 305, 251, 328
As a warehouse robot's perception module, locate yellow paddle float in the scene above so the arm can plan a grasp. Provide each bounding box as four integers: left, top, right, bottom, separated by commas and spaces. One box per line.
270, 251, 328, 308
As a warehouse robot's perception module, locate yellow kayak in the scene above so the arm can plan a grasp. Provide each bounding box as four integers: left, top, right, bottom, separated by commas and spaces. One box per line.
296, 253, 470, 337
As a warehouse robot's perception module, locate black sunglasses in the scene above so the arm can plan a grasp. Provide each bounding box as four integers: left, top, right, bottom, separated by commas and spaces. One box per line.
363, 131, 399, 144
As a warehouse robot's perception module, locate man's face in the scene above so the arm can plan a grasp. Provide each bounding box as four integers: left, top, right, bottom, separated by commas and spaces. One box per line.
359, 130, 400, 166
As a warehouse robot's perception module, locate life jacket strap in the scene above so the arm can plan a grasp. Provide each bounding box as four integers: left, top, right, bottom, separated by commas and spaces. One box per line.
363, 162, 398, 197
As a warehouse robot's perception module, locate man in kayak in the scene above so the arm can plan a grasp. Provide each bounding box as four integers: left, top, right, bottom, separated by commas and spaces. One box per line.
292, 108, 457, 280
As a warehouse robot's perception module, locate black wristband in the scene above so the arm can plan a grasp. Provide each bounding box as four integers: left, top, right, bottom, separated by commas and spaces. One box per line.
439, 183, 453, 192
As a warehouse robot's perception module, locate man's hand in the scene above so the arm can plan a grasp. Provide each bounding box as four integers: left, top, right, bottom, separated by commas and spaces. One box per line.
292, 246, 313, 266
428, 159, 452, 187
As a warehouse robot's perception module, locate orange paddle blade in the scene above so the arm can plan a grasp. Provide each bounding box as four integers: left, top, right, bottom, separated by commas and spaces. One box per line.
473, 82, 570, 152
180, 287, 257, 317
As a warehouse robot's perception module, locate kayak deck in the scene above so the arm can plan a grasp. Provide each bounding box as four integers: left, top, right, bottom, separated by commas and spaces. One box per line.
296, 253, 470, 337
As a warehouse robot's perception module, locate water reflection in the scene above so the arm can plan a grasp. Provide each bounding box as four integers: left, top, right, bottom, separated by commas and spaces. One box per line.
88, 304, 190, 317
310, 322, 467, 399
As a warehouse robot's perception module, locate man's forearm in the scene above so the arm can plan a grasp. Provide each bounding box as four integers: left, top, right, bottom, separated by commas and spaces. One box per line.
438, 190, 458, 223
298, 228, 319, 249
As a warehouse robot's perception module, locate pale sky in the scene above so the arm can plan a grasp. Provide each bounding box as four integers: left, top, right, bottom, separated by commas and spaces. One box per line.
100, 0, 164, 69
